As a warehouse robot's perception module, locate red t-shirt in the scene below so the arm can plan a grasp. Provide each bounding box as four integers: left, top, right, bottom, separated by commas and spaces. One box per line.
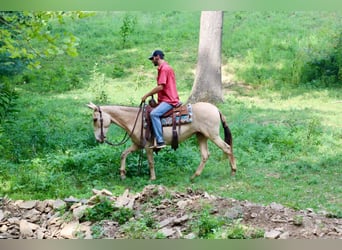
157, 61, 180, 106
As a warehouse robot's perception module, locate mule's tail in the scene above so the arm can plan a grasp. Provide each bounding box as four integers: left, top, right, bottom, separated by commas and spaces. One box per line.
219, 111, 233, 151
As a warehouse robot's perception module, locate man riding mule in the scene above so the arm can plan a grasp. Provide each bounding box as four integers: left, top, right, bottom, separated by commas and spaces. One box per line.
141, 50, 181, 149
87, 102, 236, 181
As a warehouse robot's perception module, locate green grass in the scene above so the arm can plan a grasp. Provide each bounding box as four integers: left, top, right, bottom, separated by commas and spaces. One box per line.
0, 11, 341, 217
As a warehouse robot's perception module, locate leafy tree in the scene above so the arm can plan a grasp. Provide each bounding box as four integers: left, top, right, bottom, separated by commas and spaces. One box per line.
0, 11, 91, 142
0, 11, 90, 73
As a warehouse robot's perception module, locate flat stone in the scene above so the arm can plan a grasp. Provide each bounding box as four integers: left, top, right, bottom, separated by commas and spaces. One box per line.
52, 200, 66, 210
224, 205, 243, 219
264, 230, 281, 239
36, 228, 45, 239
60, 222, 79, 239
0, 210, 4, 221
0, 225, 8, 233
158, 227, 175, 237
17, 200, 37, 209
269, 202, 284, 211
23, 209, 40, 220
35, 201, 48, 212
174, 215, 189, 225
73, 205, 88, 220
279, 231, 290, 239
158, 217, 176, 228
19, 220, 39, 237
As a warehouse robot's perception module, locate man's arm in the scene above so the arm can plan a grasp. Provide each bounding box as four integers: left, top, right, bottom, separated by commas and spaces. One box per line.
142, 85, 164, 102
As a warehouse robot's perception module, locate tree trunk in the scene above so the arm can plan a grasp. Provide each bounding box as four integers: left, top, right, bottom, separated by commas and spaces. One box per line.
187, 11, 223, 104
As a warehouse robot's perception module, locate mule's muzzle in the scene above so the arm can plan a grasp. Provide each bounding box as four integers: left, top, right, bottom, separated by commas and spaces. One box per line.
96, 136, 106, 143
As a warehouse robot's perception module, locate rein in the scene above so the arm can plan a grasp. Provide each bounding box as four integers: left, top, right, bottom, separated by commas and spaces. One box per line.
98, 102, 145, 147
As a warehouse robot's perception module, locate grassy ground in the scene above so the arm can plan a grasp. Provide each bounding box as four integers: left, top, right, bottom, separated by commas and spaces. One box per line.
0, 11, 341, 217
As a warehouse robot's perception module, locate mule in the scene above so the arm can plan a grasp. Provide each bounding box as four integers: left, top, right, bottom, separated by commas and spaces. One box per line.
87, 102, 236, 180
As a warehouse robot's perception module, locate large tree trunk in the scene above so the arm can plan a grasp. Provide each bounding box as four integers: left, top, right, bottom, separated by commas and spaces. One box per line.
187, 11, 223, 104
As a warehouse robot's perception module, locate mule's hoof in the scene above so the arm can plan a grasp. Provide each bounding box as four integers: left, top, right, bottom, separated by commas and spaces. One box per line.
231, 170, 236, 176
190, 174, 197, 181
120, 175, 126, 180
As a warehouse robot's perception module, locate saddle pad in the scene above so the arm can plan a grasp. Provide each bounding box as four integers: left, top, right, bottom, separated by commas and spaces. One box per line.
161, 103, 192, 127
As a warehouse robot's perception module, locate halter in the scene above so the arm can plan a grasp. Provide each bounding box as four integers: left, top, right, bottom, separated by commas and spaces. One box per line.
97, 102, 145, 147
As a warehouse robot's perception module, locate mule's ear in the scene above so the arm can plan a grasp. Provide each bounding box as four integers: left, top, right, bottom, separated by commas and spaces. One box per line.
87, 102, 98, 110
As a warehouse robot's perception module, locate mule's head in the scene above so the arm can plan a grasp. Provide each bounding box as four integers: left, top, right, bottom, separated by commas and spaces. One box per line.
87, 102, 111, 143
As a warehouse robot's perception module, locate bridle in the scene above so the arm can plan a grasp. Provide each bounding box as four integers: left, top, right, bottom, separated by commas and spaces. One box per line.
97, 102, 145, 147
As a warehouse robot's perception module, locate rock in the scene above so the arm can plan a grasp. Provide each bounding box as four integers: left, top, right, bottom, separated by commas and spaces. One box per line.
73, 205, 88, 220
158, 217, 176, 228
92, 188, 112, 196
158, 227, 175, 237
269, 202, 284, 211
264, 230, 281, 239
115, 189, 136, 209
176, 200, 191, 210
174, 215, 189, 225
22, 209, 40, 221
52, 200, 66, 210
19, 219, 39, 237
64, 197, 80, 204
35, 201, 48, 212
36, 228, 45, 239
184, 232, 196, 239
279, 231, 290, 239
60, 221, 79, 239
224, 205, 243, 219
0, 225, 8, 233
8, 217, 20, 225
0, 210, 4, 222
79, 222, 92, 239
17, 200, 37, 209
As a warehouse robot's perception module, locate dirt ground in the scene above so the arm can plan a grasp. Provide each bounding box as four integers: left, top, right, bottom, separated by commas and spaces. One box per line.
0, 185, 341, 239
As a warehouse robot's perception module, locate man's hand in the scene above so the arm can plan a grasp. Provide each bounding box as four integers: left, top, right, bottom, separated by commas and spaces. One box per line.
141, 95, 148, 102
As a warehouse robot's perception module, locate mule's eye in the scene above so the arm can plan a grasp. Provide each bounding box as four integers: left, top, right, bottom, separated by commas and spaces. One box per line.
93, 118, 98, 123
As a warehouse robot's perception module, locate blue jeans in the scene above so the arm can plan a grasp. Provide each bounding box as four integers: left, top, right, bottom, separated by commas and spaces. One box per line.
150, 102, 173, 144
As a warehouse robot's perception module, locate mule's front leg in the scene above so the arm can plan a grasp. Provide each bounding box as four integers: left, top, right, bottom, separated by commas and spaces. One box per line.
120, 144, 139, 180
146, 148, 156, 180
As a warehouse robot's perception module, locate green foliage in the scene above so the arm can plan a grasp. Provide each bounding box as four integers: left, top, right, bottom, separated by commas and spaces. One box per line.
119, 214, 162, 239
0, 11, 88, 72
119, 13, 137, 49
225, 220, 264, 239
196, 210, 225, 238
191, 211, 264, 239
82, 197, 134, 224
223, 11, 342, 87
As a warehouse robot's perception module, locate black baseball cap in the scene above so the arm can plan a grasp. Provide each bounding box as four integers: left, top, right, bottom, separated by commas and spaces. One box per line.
148, 50, 164, 60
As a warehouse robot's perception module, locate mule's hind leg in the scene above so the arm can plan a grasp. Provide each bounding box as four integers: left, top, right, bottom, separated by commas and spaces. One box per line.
191, 133, 210, 180
211, 137, 237, 176
120, 143, 140, 180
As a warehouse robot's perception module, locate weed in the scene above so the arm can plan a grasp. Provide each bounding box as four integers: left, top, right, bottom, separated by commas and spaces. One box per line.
225, 220, 264, 239
195, 210, 225, 239
120, 217, 159, 239
90, 223, 104, 239
82, 197, 114, 222
293, 215, 304, 226
81, 197, 134, 225
119, 13, 137, 49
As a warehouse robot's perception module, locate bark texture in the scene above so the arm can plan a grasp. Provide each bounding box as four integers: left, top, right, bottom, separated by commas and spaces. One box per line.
188, 11, 223, 104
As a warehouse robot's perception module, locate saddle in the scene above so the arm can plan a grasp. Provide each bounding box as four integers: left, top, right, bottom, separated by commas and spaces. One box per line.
144, 103, 193, 151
